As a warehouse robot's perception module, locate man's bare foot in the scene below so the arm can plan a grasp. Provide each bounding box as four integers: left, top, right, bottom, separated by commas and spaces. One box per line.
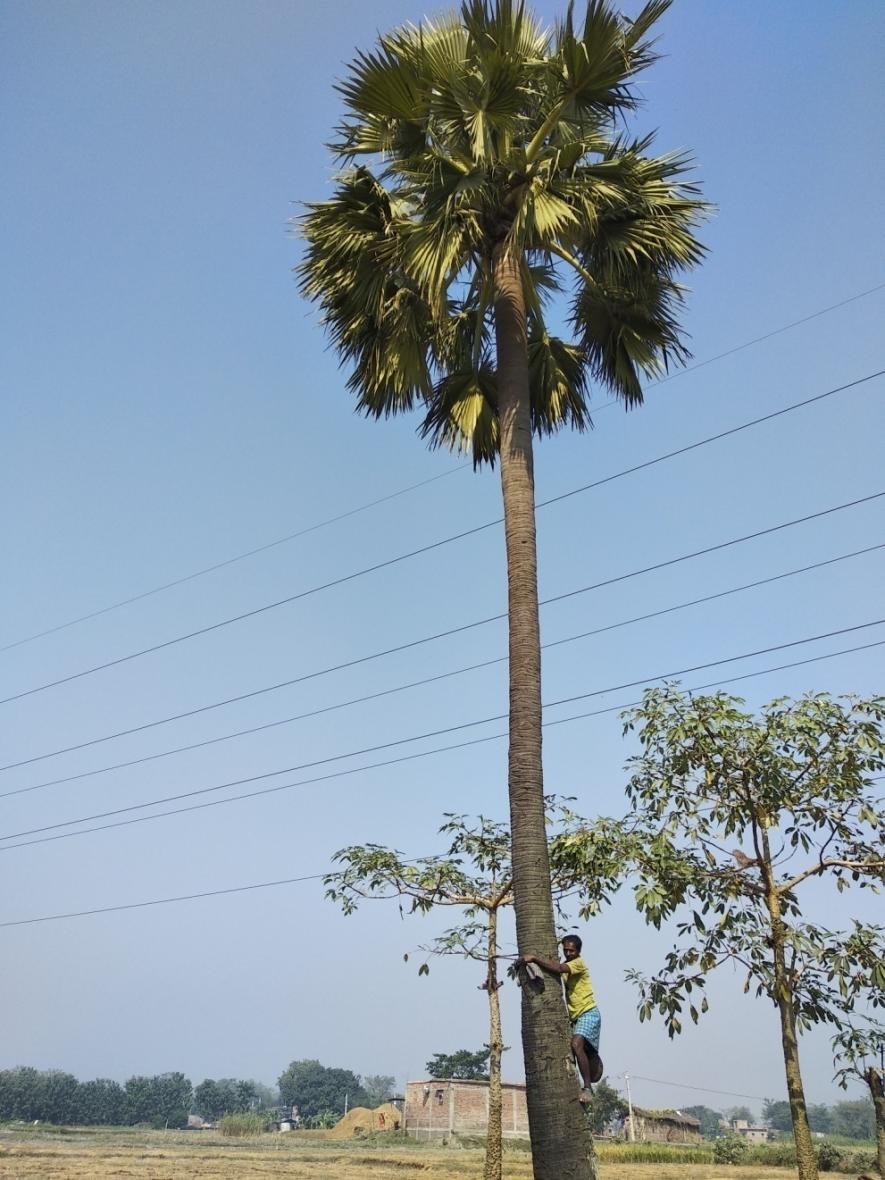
579, 1088, 593, 1104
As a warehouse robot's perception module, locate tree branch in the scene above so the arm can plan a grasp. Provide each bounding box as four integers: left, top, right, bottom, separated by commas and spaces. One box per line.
777, 858, 885, 896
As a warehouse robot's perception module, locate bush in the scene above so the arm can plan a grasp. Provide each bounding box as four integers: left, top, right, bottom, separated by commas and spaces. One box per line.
746, 1140, 796, 1167
713, 1135, 749, 1165
218, 1112, 265, 1137
816, 1142, 843, 1171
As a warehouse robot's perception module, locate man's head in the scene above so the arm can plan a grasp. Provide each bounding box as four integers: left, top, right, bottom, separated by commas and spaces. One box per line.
561, 935, 582, 960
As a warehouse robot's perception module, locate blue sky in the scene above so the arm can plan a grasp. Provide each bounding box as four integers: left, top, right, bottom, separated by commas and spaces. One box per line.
1, 0, 883, 1116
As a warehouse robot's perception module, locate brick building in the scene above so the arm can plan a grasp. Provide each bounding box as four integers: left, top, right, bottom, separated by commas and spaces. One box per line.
402, 1078, 529, 1140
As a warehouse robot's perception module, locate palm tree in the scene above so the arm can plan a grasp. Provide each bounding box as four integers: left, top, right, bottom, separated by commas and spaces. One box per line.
298, 2, 707, 1175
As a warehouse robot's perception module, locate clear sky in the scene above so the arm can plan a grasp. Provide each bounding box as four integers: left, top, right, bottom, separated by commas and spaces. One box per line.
1, 0, 883, 1118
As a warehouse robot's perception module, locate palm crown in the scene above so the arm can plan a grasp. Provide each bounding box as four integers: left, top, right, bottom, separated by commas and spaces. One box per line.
299, 0, 708, 466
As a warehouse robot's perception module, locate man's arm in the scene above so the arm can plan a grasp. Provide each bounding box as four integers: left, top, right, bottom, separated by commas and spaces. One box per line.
518, 954, 568, 975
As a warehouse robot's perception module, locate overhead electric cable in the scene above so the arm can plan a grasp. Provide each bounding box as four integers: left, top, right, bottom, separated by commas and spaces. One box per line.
594, 280, 885, 410
1, 370, 881, 709
3, 619, 882, 845
6, 282, 881, 654
622, 1074, 768, 1102
1, 490, 882, 775
1, 642, 883, 915
4, 540, 882, 801
0, 465, 468, 654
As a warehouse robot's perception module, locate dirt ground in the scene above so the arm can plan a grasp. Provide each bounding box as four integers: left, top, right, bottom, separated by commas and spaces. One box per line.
0, 1129, 860, 1180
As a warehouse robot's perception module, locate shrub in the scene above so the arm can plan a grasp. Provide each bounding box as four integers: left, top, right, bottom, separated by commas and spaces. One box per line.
218, 1112, 265, 1137
815, 1142, 843, 1171
713, 1135, 749, 1165
746, 1139, 796, 1167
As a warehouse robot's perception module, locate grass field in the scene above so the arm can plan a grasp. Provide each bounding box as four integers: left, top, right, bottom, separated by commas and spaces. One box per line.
0, 1127, 864, 1180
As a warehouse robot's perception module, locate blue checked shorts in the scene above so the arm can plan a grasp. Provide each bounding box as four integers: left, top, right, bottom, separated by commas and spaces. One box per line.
572, 1007, 601, 1051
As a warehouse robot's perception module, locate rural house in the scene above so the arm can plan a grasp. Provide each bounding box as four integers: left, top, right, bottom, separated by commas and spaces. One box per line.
624, 1107, 702, 1143
402, 1079, 529, 1140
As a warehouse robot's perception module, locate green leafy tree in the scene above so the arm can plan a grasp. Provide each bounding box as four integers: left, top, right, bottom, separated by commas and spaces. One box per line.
0, 1067, 80, 1124
831, 1097, 877, 1142
832, 1019, 884, 1172
585, 1078, 627, 1134
615, 688, 885, 1180
298, 4, 707, 1173
682, 1104, 724, 1138
763, 1099, 793, 1133
75, 1078, 128, 1125
806, 1104, 833, 1135
277, 1060, 367, 1119
193, 1078, 259, 1121
124, 1073, 192, 1128
426, 1049, 491, 1081
362, 1074, 396, 1107
326, 804, 622, 1180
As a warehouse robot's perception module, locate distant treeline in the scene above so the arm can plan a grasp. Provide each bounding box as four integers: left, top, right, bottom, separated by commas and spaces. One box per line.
0, 1068, 276, 1128
683, 1099, 876, 1141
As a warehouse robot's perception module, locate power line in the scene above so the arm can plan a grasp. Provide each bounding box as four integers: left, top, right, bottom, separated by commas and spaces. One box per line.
2, 710, 883, 923
0, 871, 332, 928
595, 280, 885, 410
2, 620, 881, 847
622, 1073, 768, 1103
4, 540, 882, 802
2, 370, 881, 710
2, 489, 881, 776
6, 282, 881, 655
0, 465, 469, 654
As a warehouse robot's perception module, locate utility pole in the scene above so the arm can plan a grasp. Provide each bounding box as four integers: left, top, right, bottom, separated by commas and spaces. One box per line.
344, 1092, 349, 1116
623, 1073, 636, 1142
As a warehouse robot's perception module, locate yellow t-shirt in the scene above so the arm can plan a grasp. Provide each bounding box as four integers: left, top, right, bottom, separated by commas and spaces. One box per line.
563, 956, 596, 1021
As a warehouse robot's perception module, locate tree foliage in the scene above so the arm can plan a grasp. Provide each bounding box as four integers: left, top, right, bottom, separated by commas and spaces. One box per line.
124, 1073, 192, 1128
298, 0, 707, 465
0, 1067, 192, 1127
193, 1078, 261, 1121
682, 1104, 724, 1138
608, 688, 884, 1180
361, 1074, 396, 1107
277, 1060, 367, 1119
585, 1077, 627, 1133
426, 1048, 491, 1080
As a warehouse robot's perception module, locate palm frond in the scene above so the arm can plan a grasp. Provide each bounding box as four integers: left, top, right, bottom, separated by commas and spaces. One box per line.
419, 366, 500, 466
572, 267, 689, 404
528, 331, 592, 434
300, 0, 708, 463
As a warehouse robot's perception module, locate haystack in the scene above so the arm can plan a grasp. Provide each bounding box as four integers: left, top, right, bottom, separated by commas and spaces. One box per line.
329, 1103, 402, 1138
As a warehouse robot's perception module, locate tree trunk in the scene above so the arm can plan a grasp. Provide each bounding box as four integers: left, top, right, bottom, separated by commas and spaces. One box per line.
760, 829, 818, 1180
493, 243, 596, 1180
485, 909, 503, 1180
865, 1065, 885, 1178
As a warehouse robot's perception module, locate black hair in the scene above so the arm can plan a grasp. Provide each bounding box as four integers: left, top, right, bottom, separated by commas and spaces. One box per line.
561, 934, 582, 952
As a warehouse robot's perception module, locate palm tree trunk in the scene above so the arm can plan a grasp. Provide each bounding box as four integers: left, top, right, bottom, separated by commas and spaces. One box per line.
865, 1066, 885, 1178
493, 243, 596, 1180
760, 829, 817, 1180
485, 909, 503, 1180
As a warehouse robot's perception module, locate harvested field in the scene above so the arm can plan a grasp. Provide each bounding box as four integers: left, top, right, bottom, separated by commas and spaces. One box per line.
0, 1127, 861, 1180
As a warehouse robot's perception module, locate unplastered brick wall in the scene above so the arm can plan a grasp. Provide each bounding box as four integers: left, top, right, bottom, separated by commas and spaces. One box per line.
402, 1079, 529, 1139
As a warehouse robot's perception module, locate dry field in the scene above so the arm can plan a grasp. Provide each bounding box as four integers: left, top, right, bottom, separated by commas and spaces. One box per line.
0, 1128, 860, 1180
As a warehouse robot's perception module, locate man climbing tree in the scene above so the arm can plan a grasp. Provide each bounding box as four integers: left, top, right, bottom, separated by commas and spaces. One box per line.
519, 935, 603, 1104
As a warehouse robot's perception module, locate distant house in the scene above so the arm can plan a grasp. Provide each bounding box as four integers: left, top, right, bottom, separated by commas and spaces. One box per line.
730, 1118, 770, 1144
624, 1107, 702, 1144
402, 1078, 529, 1140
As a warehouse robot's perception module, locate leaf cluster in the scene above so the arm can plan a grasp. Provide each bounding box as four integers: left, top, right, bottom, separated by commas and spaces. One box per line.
615, 688, 885, 1036
299, 0, 708, 464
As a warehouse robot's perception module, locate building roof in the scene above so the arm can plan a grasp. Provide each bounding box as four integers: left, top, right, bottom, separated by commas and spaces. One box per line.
632, 1107, 701, 1128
